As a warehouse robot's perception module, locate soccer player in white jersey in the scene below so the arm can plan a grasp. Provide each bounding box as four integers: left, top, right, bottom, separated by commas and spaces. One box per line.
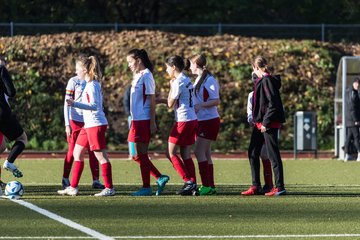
126, 49, 169, 196
165, 55, 198, 196
189, 54, 220, 196
62, 55, 104, 190
58, 56, 115, 197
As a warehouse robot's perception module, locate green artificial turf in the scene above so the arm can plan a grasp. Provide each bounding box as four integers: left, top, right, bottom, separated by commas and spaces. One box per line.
2, 159, 360, 240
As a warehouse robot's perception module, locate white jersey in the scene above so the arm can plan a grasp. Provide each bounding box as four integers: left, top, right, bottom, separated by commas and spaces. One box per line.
73, 80, 108, 128
170, 72, 197, 122
193, 74, 220, 121
64, 76, 85, 126
130, 68, 155, 121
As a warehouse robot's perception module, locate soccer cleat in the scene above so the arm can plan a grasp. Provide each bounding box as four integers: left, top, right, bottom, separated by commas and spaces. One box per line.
265, 187, 287, 196
178, 181, 197, 196
156, 175, 170, 196
199, 186, 214, 196
241, 185, 263, 196
262, 184, 274, 194
94, 188, 115, 197
62, 177, 70, 189
211, 187, 217, 195
57, 186, 78, 196
92, 180, 105, 189
3, 160, 23, 178
131, 187, 152, 196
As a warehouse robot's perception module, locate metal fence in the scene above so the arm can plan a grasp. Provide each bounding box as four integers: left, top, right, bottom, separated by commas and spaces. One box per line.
1, 22, 360, 42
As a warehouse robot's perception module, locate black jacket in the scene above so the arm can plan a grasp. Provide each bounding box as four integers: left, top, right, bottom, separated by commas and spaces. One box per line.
0, 66, 16, 119
252, 74, 285, 127
345, 87, 360, 127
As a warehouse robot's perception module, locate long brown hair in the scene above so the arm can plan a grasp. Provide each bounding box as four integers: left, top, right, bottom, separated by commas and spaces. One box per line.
127, 49, 154, 73
192, 54, 211, 96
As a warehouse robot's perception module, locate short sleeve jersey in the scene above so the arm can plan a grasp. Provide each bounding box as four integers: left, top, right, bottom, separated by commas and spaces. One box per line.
130, 68, 155, 121
170, 72, 197, 122
64, 76, 85, 126
73, 80, 108, 128
193, 75, 220, 121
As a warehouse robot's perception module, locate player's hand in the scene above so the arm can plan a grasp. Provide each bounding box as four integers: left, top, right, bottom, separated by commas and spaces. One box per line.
194, 104, 201, 113
65, 126, 71, 139
260, 125, 267, 133
66, 99, 74, 106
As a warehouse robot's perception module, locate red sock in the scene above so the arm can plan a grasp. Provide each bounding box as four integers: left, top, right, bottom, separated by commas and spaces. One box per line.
198, 161, 210, 187
101, 162, 113, 189
170, 155, 190, 182
184, 158, 196, 183
63, 150, 74, 178
261, 158, 273, 186
70, 161, 84, 188
132, 156, 161, 179
88, 151, 99, 181
208, 163, 215, 188
136, 154, 151, 188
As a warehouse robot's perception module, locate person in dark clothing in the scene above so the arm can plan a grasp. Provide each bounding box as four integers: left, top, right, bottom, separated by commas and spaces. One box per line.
344, 77, 360, 161
0, 56, 27, 178
241, 56, 286, 196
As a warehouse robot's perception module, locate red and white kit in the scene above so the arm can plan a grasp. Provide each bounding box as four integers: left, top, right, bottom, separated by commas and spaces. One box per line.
63, 77, 99, 181
128, 68, 155, 143
194, 74, 220, 140
73, 80, 108, 150
169, 72, 198, 146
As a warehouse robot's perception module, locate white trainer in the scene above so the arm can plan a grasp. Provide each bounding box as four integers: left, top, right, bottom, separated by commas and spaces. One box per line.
57, 186, 78, 196
3, 160, 23, 178
357, 153, 360, 162
94, 188, 115, 197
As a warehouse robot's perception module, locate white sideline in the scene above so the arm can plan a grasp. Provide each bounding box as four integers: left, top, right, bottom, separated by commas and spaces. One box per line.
9, 199, 114, 240
2, 234, 360, 239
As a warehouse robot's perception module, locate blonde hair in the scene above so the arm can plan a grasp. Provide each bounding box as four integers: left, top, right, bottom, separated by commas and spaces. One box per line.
77, 55, 103, 81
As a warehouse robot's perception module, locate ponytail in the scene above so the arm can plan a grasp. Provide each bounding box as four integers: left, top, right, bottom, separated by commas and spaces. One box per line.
84, 56, 102, 81
191, 54, 211, 97
75, 54, 102, 81
252, 56, 272, 74
127, 49, 154, 73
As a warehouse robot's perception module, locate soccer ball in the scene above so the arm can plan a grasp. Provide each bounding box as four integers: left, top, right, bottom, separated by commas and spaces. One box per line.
5, 181, 24, 199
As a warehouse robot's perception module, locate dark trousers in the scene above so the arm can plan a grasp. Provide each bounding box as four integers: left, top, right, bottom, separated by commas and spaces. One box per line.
248, 127, 284, 188
345, 126, 360, 153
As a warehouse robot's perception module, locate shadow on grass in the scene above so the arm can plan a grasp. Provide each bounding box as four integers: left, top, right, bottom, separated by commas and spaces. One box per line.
18, 184, 360, 198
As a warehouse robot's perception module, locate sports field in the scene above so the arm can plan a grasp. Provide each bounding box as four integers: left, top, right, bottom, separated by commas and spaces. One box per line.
2, 158, 360, 240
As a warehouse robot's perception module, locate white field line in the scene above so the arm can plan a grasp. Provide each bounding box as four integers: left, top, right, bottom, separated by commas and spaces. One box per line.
8, 199, 114, 240
2, 234, 360, 239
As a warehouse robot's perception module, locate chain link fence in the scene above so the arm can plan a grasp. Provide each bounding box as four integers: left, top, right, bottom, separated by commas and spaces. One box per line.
1, 22, 360, 42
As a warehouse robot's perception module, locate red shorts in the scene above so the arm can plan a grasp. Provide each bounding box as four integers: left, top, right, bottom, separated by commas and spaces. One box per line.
128, 120, 151, 143
169, 120, 198, 146
76, 125, 107, 151
0, 131, 3, 144
197, 117, 220, 141
68, 120, 84, 144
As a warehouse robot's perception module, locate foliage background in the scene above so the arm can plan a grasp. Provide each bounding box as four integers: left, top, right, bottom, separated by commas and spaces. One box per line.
1, 30, 358, 151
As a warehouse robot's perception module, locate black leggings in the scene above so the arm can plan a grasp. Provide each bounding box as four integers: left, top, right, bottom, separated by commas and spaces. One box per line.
345, 126, 360, 153
248, 127, 284, 188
